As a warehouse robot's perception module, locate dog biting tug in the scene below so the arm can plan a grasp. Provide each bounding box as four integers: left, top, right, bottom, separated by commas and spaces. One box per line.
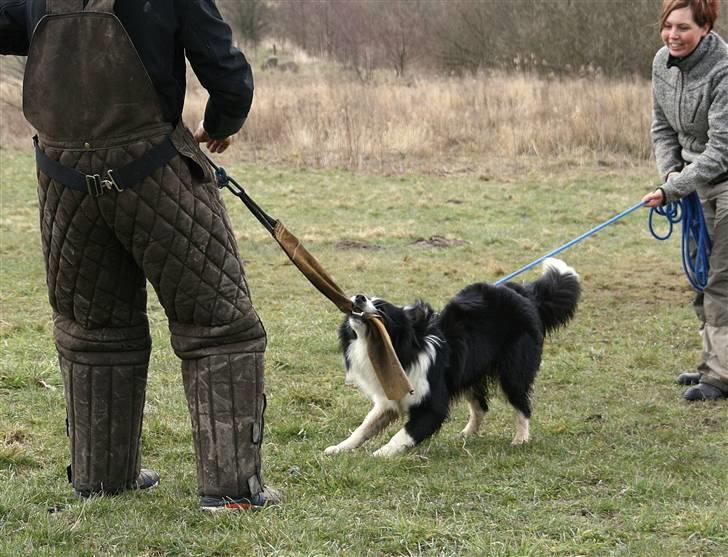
326, 258, 580, 457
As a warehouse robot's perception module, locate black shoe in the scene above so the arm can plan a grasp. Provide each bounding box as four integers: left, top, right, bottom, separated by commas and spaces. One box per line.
73, 468, 160, 499
200, 486, 281, 512
676, 372, 702, 385
683, 383, 727, 401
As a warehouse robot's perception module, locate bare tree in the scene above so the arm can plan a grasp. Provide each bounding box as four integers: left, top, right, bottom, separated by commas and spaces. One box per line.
268, 0, 701, 79
373, 0, 432, 77
228, 0, 271, 49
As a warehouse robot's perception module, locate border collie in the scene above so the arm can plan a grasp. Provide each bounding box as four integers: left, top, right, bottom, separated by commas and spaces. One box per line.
325, 258, 580, 457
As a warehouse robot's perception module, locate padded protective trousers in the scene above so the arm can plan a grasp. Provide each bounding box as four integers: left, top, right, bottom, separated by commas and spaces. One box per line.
38, 128, 267, 497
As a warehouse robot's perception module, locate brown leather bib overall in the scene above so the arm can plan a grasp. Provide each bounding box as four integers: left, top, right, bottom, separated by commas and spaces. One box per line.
24, 0, 267, 498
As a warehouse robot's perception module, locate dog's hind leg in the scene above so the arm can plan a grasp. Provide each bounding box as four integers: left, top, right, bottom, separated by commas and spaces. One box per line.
460, 386, 488, 437
497, 344, 536, 445
512, 410, 530, 445
324, 404, 399, 455
500, 376, 532, 445
373, 406, 447, 457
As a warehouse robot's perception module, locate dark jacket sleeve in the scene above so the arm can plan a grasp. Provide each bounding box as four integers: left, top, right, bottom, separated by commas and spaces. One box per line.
179, 0, 254, 139
0, 0, 30, 55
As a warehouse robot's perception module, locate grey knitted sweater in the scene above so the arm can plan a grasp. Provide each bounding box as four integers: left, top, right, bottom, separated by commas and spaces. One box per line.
652, 31, 728, 202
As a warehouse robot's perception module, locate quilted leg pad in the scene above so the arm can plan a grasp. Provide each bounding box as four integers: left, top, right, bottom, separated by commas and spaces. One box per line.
56, 317, 151, 493
182, 349, 266, 498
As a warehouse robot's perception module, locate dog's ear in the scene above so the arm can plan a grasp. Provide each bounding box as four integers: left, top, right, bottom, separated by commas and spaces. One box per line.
406, 300, 433, 324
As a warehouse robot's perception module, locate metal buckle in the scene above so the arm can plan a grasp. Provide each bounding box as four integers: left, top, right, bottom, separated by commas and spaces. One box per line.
85, 171, 122, 197
85, 174, 104, 197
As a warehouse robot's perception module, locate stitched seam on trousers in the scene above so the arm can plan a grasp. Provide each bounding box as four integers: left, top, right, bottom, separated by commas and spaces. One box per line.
193, 361, 203, 491
106, 369, 113, 483
68, 360, 75, 484
227, 354, 240, 493
127, 367, 136, 483
208, 357, 219, 489
88, 365, 93, 488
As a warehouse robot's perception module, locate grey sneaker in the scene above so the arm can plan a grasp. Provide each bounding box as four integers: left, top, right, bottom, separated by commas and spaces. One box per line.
73, 468, 160, 499
676, 371, 702, 385
683, 383, 727, 401
200, 486, 281, 512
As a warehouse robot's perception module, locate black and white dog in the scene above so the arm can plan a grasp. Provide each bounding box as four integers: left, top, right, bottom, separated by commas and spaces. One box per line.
325, 258, 580, 457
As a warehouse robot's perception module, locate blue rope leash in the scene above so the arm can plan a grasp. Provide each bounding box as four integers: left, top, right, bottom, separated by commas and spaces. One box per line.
494, 201, 645, 285
648, 191, 711, 292
495, 193, 711, 291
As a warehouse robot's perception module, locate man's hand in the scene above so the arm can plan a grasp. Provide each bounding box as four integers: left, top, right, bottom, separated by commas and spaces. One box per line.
193, 120, 233, 153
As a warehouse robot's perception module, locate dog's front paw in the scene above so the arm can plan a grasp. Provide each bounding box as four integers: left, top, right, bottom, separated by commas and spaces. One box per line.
510, 432, 531, 445
324, 443, 350, 455
459, 425, 478, 438
372, 444, 403, 458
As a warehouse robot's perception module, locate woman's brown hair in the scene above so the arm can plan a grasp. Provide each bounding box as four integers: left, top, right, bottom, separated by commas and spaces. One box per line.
660, 0, 720, 30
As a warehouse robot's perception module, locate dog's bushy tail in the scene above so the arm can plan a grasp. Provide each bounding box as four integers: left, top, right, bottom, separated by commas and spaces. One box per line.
532, 258, 581, 333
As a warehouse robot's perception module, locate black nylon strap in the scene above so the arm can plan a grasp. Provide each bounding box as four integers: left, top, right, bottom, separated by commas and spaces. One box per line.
34, 137, 87, 191
110, 137, 177, 189
33, 135, 177, 196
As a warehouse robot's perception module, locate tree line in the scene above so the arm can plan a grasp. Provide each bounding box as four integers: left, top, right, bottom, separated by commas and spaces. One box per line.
223, 1, 727, 79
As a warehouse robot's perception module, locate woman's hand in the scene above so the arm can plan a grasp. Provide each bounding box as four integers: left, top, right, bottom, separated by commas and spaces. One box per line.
643, 170, 680, 207
193, 120, 233, 153
642, 189, 665, 208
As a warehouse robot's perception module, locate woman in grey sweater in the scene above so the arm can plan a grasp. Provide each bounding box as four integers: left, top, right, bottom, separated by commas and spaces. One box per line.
643, 0, 728, 401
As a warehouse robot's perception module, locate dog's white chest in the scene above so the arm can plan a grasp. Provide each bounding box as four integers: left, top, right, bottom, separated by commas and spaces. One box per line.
346, 337, 387, 401
345, 335, 435, 409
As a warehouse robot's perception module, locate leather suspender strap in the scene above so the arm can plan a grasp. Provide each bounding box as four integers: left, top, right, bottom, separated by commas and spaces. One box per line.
84, 0, 116, 13
33, 136, 178, 197
46, 0, 115, 13
46, 0, 84, 13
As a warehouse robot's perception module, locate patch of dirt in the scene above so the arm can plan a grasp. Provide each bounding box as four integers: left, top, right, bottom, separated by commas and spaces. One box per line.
411, 235, 468, 248
4, 430, 26, 445
335, 239, 382, 250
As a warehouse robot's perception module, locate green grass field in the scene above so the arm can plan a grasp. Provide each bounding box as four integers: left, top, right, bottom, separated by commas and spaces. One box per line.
1, 149, 726, 556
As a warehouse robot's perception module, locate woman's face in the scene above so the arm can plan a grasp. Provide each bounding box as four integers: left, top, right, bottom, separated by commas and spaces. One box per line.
661, 6, 710, 58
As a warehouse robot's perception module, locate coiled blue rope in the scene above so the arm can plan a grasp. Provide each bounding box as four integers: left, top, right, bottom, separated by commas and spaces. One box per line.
648, 191, 711, 292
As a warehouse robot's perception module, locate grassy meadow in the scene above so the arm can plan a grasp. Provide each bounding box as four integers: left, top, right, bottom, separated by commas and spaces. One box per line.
1, 52, 727, 556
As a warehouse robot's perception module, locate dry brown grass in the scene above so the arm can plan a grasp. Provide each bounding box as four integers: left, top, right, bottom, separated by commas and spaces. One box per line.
2, 57, 652, 174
